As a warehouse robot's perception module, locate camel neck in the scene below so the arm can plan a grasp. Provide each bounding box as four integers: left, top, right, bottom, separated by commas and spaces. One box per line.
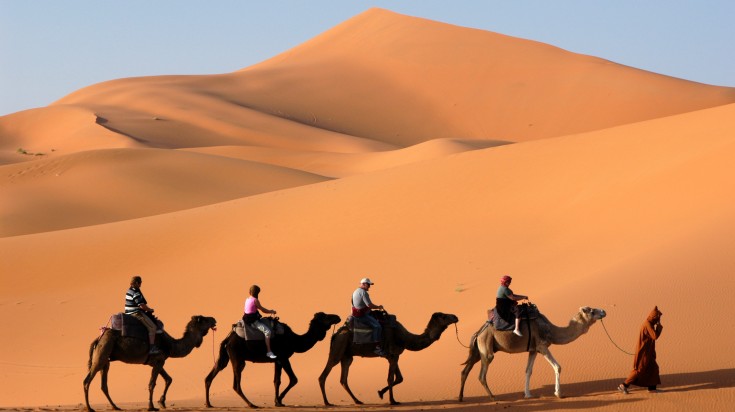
164, 329, 203, 358
547, 315, 592, 345
400, 323, 445, 351
292, 322, 328, 353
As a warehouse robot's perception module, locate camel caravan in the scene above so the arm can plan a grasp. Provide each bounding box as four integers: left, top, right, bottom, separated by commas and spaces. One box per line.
83, 275, 609, 411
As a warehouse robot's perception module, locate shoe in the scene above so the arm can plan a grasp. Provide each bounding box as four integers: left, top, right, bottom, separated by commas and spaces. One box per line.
374, 346, 386, 356
513, 330, 523, 337
149, 345, 161, 355
266, 352, 277, 359
618, 384, 629, 394
648, 388, 660, 393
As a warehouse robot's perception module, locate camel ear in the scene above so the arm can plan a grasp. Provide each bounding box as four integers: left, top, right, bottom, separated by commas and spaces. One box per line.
580, 306, 591, 313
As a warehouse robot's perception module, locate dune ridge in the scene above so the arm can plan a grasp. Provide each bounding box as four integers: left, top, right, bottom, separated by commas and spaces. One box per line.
1, 7, 734, 411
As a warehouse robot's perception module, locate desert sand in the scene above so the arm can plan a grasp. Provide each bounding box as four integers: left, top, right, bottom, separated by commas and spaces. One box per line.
1, 8, 734, 412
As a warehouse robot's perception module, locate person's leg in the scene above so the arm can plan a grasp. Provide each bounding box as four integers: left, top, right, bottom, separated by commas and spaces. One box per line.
133, 312, 159, 352
254, 321, 276, 358
365, 315, 382, 343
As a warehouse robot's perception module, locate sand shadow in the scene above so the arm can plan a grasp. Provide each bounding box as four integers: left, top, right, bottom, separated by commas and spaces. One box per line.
447, 368, 735, 412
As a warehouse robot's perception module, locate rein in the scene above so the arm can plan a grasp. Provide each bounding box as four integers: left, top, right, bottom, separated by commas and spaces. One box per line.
600, 318, 634, 356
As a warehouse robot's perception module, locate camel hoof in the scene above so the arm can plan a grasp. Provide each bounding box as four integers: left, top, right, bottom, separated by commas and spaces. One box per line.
377, 390, 384, 400
390, 401, 401, 405
148, 408, 159, 412
555, 392, 564, 399
355, 400, 363, 405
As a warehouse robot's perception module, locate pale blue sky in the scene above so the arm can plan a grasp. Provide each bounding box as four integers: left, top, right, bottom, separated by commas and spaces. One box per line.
2, 1, 734, 116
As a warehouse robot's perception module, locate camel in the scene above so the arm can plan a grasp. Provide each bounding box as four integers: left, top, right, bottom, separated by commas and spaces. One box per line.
83, 315, 217, 412
204, 312, 341, 408
318, 311, 459, 406
458, 306, 606, 401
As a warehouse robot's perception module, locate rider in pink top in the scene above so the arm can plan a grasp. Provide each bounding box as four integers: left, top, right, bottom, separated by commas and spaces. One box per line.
243, 285, 277, 359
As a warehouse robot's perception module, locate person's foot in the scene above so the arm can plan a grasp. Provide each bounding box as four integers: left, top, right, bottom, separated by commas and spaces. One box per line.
149, 345, 161, 355
617, 384, 629, 394
648, 388, 661, 393
266, 352, 277, 359
374, 346, 386, 356
513, 330, 523, 337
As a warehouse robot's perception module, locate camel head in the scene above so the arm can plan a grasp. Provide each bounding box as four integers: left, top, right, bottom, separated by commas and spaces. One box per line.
427, 312, 459, 340
189, 315, 217, 347
577, 307, 606, 325
312, 312, 342, 330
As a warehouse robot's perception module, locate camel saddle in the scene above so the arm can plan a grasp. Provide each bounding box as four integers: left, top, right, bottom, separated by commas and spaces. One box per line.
488, 302, 540, 331
109, 312, 164, 341
233, 317, 285, 341
347, 310, 397, 344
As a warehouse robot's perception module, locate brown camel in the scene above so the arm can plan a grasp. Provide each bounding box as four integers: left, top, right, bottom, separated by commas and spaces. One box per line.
458, 306, 606, 401
204, 312, 341, 408
318, 311, 459, 406
83, 315, 217, 412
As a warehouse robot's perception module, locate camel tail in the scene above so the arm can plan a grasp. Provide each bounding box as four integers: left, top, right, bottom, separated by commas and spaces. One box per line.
213, 332, 232, 370
460, 323, 487, 366
330, 325, 349, 343
87, 337, 101, 370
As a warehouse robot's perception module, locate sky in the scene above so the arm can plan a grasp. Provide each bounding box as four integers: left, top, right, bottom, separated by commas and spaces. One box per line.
2, 0, 734, 116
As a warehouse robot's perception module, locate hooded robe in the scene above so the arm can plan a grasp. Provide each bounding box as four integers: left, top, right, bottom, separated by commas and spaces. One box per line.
624, 306, 663, 387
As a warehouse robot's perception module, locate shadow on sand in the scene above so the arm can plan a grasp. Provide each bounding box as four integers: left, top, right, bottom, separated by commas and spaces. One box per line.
443, 368, 735, 411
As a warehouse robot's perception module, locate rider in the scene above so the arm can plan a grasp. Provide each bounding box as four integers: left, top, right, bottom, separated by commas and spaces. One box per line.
496, 275, 529, 337
243, 285, 278, 359
352, 277, 385, 355
125, 275, 161, 354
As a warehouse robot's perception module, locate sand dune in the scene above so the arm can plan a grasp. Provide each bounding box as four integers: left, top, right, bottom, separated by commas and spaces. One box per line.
184, 138, 508, 178
0, 148, 328, 237
2, 104, 735, 408
1, 7, 734, 411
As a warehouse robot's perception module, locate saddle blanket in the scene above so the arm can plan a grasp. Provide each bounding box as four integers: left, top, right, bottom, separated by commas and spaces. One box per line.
109, 313, 163, 341
349, 316, 376, 344
234, 318, 285, 340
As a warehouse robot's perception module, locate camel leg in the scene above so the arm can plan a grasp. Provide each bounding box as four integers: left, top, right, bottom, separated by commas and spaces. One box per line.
275, 358, 298, 406
378, 363, 403, 400
338, 356, 363, 405
523, 351, 538, 398
147, 365, 162, 411
204, 339, 231, 408
318, 355, 341, 406
273, 362, 283, 406
100, 363, 122, 410
477, 350, 496, 401
379, 358, 401, 405
157, 368, 173, 408
540, 347, 562, 398
232, 360, 257, 408
83, 369, 97, 412
458, 343, 481, 401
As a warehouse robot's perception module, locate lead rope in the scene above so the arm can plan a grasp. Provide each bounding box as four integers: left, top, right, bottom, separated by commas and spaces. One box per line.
454, 323, 470, 348
600, 318, 634, 356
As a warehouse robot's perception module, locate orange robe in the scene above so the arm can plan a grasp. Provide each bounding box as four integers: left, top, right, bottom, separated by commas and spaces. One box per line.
624, 307, 663, 387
